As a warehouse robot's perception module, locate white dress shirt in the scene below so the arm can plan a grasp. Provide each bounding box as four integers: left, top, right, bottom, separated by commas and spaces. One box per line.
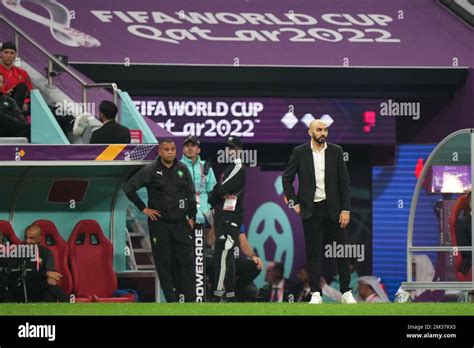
270, 279, 286, 302
311, 141, 327, 202
292, 141, 349, 214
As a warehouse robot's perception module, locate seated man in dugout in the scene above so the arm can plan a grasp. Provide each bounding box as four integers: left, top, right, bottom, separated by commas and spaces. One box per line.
13, 224, 69, 303
0, 41, 32, 111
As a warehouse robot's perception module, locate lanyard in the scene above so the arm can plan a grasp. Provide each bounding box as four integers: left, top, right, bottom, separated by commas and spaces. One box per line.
196, 161, 207, 194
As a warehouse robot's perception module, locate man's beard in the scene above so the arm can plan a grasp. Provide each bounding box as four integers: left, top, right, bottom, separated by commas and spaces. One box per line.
312, 134, 326, 144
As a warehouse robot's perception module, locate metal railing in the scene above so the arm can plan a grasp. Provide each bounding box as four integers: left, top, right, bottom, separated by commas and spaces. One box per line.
402, 128, 474, 292
0, 14, 118, 105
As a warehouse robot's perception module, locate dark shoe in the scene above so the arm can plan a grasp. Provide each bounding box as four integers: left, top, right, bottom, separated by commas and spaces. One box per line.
207, 296, 224, 303
224, 296, 238, 302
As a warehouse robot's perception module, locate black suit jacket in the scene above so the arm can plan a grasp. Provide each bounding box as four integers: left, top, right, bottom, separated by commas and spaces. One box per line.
89, 120, 131, 144
26, 245, 56, 282
258, 278, 298, 302
282, 142, 350, 221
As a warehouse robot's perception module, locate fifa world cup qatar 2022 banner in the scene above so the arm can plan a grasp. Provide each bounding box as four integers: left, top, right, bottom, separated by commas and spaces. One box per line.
2, 0, 473, 67
133, 97, 396, 144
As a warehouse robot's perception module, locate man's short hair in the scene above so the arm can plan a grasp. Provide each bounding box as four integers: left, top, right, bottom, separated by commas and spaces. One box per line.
99, 100, 118, 120
1, 41, 17, 52
25, 224, 41, 235
273, 262, 284, 277
159, 138, 175, 147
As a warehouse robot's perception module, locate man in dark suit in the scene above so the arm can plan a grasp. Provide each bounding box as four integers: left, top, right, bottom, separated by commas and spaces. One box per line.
258, 262, 297, 302
282, 119, 356, 304
89, 100, 131, 144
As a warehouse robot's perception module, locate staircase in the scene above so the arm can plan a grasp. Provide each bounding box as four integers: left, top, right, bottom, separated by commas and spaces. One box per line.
125, 208, 155, 272
0, 14, 116, 112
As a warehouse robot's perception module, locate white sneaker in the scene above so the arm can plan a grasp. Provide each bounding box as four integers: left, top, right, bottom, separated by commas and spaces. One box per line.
309, 291, 323, 304
341, 290, 357, 304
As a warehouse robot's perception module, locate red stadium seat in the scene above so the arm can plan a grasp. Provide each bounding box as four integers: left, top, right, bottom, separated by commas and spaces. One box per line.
73, 295, 93, 303
449, 194, 472, 281
0, 220, 22, 244
33, 220, 73, 295
68, 220, 134, 302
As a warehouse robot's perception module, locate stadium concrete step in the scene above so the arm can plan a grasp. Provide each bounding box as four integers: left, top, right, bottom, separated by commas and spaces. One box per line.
125, 214, 154, 271
133, 248, 152, 253
129, 232, 147, 237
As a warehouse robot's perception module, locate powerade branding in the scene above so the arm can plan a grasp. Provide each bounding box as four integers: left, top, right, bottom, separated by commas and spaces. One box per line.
194, 226, 205, 302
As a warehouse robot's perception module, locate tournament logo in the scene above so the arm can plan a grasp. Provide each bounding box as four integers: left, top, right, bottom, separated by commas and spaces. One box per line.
2, 0, 101, 47
247, 176, 294, 288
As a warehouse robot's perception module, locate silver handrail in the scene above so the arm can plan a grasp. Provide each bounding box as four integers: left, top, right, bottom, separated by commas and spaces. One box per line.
0, 14, 118, 106
84, 83, 119, 106
405, 128, 474, 290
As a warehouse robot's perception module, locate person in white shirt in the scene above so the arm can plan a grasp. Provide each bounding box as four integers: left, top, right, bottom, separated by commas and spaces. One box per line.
282, 119, 356, 305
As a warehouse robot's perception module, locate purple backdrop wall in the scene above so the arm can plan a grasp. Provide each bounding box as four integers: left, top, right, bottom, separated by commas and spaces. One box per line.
2, 0, 473, 67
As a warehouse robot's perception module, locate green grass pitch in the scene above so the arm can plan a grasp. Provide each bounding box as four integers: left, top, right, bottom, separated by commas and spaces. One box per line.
0, 303, 473, 316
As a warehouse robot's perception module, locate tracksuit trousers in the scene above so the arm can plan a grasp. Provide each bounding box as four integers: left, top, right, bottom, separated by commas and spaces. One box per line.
213, 220, 240, 298
148, 219, 196, 302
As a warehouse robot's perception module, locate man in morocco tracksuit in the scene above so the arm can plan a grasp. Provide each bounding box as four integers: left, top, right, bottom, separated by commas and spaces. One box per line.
124, 139, 197, 302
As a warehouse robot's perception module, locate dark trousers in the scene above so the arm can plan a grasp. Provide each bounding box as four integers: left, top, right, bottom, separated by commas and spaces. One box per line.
11, 83, 28, 110
206, 257, 260, 301
302, 201, 351, 294
15, 281, 68, 302
32, 284, 68, 302
213, 221, 240, 297
148, 219, 195, 303
235, 258, 260, 301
